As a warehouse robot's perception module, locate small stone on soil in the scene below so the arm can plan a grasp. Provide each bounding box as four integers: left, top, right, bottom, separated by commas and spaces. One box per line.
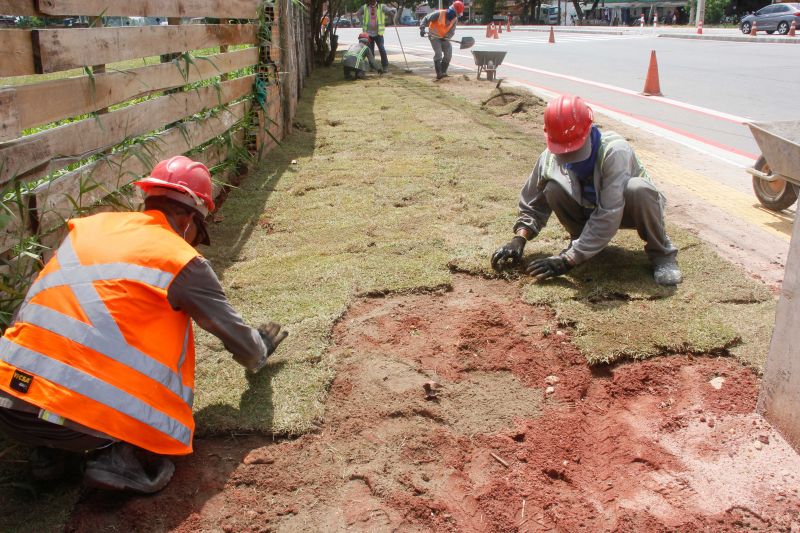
709, 376, 725, 390
707, 418, 716, 428
755, 441, 763, 450
545, 375, 560, 385
545, 386, 555, 395
758, 435, 769, 445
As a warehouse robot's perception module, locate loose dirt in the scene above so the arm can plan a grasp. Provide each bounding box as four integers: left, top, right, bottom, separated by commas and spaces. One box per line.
67, 276, 800, 532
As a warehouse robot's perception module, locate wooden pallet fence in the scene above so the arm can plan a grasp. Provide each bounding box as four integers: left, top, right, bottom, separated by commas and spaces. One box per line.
0, 75, 255, 186
0, 48, 259, 142
32, 99, 251, 234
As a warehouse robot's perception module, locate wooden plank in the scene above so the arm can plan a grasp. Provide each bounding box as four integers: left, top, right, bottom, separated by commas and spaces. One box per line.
0, 205, 29, 257
0, 90, 20, 143
32, 24, 257, 74
0, 75, 254, 186
2, 48, 257, 136
0, 30, 36, 77
33, 100, 249, 231
35, 0, 259, 18
0, 0, 38, 16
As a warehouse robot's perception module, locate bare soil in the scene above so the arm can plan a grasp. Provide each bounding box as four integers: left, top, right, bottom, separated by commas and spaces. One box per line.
67, 276, 800, 532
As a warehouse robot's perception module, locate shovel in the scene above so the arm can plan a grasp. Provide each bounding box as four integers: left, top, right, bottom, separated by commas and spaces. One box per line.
422, 30, 475, 50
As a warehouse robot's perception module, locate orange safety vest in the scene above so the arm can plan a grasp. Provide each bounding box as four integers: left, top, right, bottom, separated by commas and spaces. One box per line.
0, 210, 200, 455
429, 9, 456, 38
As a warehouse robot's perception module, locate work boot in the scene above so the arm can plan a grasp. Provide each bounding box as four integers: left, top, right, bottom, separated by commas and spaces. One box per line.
29, 447, 68, 481
433, 60, 444, 80
440, 60, 450, 77
84, 443, 175, 494
381, 62, 389, 75
653, 261, 683, 286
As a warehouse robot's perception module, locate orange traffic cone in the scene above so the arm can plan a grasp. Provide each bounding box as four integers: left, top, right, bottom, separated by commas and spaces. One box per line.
548, 25, 555, 43
492, 23, 499, 38
498, 22, 503, 33
696, 20, 703, 34
750, 20, 757, 36
486, 23, 492, 38
642, 50, 662, 96
507, 18, 511, 32
789, 19, 797, 37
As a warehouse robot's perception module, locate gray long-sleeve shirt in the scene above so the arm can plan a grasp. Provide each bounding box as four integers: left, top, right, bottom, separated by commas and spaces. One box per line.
420, 9, 458, 39
168, 256, 268, 372
513, 130, 650, 265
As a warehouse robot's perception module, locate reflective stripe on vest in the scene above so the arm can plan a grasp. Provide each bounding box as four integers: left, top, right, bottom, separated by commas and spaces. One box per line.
16, 237, 194, 406
0, 338, 192, 446
430, 10, 455, 38
345, 45, 369, 70
362, 4, 385, 34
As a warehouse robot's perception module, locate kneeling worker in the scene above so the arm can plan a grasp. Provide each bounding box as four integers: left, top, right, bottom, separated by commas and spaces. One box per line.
0, 156, 288, 493
492, 95, 682, 286
343, 33, 383, 80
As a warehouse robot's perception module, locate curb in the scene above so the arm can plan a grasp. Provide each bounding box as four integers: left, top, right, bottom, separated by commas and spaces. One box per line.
659, 33, 800, 43
459, 25, 799, 42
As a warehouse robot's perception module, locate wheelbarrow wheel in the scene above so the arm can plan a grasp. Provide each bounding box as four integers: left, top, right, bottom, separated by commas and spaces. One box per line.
752, 156, 798, 211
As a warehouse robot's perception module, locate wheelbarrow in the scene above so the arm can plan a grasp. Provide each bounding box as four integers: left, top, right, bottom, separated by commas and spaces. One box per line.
471, 50, 507, 81
746, 120, 800, 211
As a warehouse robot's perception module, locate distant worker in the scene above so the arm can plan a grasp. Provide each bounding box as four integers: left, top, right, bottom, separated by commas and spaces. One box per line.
343, 33, 384, 80
491, 95, 682, 286
0, 156, 288, 494
360, 0, 396, 73
419, 1, 464, 80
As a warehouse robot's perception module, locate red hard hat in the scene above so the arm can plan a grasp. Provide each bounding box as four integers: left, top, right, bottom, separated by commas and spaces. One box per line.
452, 0, 465, 14
358, 32, 371, 42
543, 95, 594, 155
135, 156, 215, 217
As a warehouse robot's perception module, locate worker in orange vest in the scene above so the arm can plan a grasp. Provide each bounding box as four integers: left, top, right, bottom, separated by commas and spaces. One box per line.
419, 0, 465, 80
0, 156, 288, 494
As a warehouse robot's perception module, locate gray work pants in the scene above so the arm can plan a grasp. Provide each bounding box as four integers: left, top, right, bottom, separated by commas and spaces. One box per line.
543, 177, 678, 265
429, 37, 452, 63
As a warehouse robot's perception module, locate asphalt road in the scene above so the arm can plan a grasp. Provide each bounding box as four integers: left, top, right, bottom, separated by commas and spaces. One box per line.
339, 26, 800, 166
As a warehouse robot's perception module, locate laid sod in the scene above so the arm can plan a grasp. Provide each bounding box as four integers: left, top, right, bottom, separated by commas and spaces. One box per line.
0, 62, 777, 532
193, 65, 775, 437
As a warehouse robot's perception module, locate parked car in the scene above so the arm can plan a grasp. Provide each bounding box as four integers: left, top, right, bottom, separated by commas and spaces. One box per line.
399, 15, 417, 25
740, 3, 800, 35
334, 17, 353, 27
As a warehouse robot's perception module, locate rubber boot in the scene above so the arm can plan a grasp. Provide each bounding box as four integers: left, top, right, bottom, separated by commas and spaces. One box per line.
440, 60, 450, 78
84, 442, 175, 494
434, 60, 444, 80
653, 261, 683, 286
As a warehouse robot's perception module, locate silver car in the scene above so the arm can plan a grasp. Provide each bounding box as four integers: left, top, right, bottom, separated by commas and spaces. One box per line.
740, 3, 800, 35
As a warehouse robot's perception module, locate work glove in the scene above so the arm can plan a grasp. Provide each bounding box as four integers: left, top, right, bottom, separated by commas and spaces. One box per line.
491, 236, 527, 271
526, 254, 572, 281
259, 321, 289, 355
419, 27, 426, 37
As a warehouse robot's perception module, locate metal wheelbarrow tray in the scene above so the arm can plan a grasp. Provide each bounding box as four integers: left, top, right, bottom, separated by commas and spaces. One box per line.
471, 50, 507, 81
746, 120, 800, 211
